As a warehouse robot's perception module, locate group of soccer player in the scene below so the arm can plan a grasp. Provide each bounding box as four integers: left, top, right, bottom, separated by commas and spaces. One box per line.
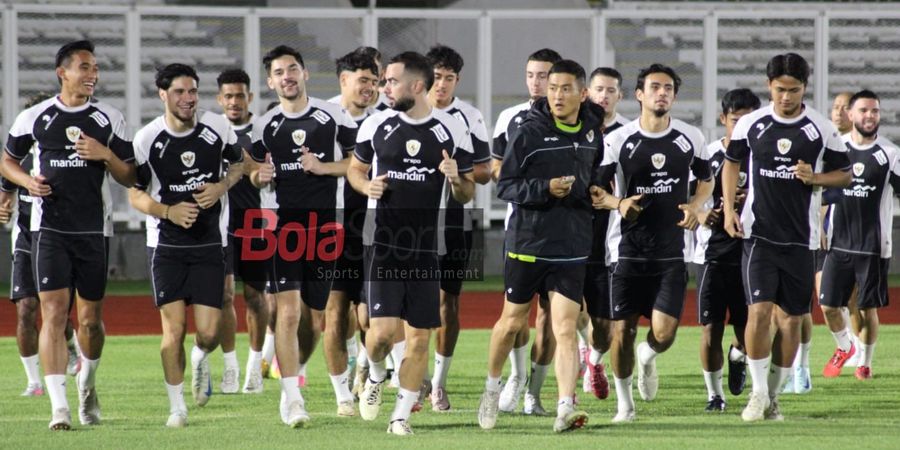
1, 38, 894, 435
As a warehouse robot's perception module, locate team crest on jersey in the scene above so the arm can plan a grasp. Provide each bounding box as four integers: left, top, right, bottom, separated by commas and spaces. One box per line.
651, 153, 666, 169
586, 130, 595, 143
181, 151, 196, 168
65, 126, 81, 143
853, 162, 865, 177
739, 171, 748, 187
406, 140, 421, 157
292, 129, 307, 146
776, 138, 792, 155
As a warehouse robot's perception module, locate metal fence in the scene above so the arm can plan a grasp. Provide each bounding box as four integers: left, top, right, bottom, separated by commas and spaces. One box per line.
3, 4, 900, 225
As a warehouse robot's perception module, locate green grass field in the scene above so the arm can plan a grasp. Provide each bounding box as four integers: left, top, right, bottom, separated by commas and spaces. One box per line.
2, 326, 899, 449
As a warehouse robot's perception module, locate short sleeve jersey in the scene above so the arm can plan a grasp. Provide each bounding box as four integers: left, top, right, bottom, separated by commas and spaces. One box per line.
590, 112, 630, 264
437, 97, 489, 228
491, 101, 531, 161
327, 96, 377, 216
226, 120, 265, 233
694, 139, 749, 264
1, 153, 36, 253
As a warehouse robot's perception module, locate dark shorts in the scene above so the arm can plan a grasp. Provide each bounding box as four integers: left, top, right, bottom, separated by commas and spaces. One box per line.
742, 239, 815, 316
696, 262, 748, 327
266, 226, 337, 311
815, 249, 827, 273
148, 245, 226, 309
225, 234, 268, 291
504, 255, 585, 305
33, 230, 107, 301
10, 250, 36, 302
331, 235, 365, 304
609, 260, 687, 320
439, 229, 472, 296
819, 250, 889, 310
583, 260, 611, 319
364, 245, 440, 329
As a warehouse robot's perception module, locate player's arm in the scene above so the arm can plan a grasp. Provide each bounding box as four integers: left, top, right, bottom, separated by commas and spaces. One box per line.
472, 162, 491, 185
193, 143, 244, 209
75, 132, 136, 187
679, 177, 714, 231
795, 163, 851, 188
301, 149, 350, 177
0, 153, 50, 197
128, 188, 198, 230
347, 155, 387, 199
0, 181, 15, 224
496, 130, 556, 206
491, 158, 502, 183
441, 149, 475, 204
721, 160, 742, 238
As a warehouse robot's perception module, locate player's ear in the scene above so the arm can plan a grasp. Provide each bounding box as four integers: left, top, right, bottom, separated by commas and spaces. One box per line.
159, 88, 167, 103
339, 71, 348, 89
719, 112, 727, 127
216, 92, 225, 108
302, 68, 310, 81
266, 76, 275, 91
247, 92, 254, 104
56, 66, 67, 85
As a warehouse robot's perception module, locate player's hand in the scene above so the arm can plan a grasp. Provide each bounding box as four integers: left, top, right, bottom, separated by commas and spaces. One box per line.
794, 159, 816, 185
549, 175, 575, 198
723, 209, 743, 238
366, 174, 388, 200
677, 203, 701, 231
734, 188, 748, 212
192, 182, 225, 209
300, 146, 325, 175
589, 185, 607, 209
27, 175, 52, 197
75, 132, 112, 162
439, 150, 459, 184
618, 194, 643, 221
167, 202, 199, 229
697, 207, 722, 228
257, 153, 275, 185
0, 191, 13, 224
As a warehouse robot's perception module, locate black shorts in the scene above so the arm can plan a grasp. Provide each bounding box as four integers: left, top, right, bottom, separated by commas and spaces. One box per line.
504, 255, 585, 305
266, 226, 336, 311
609, 260, 687, 320
815, 249, 827, 273
10, 250, 36, 302
331, 235, 365, 304
819, 250, 889, 310
742, 239, 815, 316
583, 260, 611, 319
364, 245, 440, 329
33, 230, 107, 301
225, 234, 268, 291
439, 229, 472, 296
696, 262, 748, 327
148, 245, 225, 309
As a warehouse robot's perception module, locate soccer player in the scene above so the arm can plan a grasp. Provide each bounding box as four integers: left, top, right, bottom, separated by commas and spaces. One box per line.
693, 88, 761, 412
593, 64, 713, 423
250, 45, 357, 426
348, 51, 475, 435
581, 66, 629, 399
128, 63, 244, 427
425, 44, 492, 411
0, 40, 136, 430
491, 48, 562, 416
721, 53, 851, 422
214, 68, 271, 394
324, 49, 380, 416
831, 91, 853, 135
819, 89, 897, 380
479, 59, 604, 433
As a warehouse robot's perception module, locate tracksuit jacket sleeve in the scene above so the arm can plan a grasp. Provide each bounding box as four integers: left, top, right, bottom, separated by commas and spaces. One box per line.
496, 128, 551, 206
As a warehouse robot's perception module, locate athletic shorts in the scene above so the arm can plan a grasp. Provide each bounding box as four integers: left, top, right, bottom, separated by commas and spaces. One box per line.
583, 260, 611, 319
32, 230, 107, 301
148, 245, 225, 309
10, 250, 36, 302
696, 261, 748, 327
819, 250, 889, 310
609, 260, 687, 320
815, 249, 827, 273
225, 234, 268, 291
439, 229, 472, 296
742, 239, 815, 316
504, 255, 585, 305
364, 244, 440, 329
266, 226, 336, 311
331, 234, 365, 304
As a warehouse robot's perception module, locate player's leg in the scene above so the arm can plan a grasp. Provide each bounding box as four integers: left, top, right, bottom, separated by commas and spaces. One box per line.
479, 296, 532, 428
498, 322, 530, 413
610, 313, 640, 423
768, 305, 802, 420
296, 300, 323, 387
850, 255, 888, 380
525, 295, 554, 416
324, 289, 355, 416
789, 313, 813, 393
431, 288, 460, 411
353, 300, 371, 396
636, 262, 686, 402
191, 303, 223, 407
726, 273, 749, 397
388, 323, 432, 435
242, 282, 268, 393
550, 289, 588, 432
219, 272, 239, 394
819, 251, 856, 378
274, 288, 306, 426
15, 296, 43, 395
582, 262, 611, 400
576, 308, 590, 393
159, 300, 189, 427
855, 307, 878, 379
359, 316, 401, 421
698, 263, 726, 411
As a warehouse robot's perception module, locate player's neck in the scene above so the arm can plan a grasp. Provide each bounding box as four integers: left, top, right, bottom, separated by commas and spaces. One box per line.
58, 89, 89, 108
851, 130, 876, 147
165, 113, 195, 134
229, 113, 251, 127
340, 96, 365, 117
604, 111, 617, 125
403, 98, 432, 120
280, 94, 309, 114
640, 112, 670, 134
721, 136, 731, 149
428, 93, 453, 110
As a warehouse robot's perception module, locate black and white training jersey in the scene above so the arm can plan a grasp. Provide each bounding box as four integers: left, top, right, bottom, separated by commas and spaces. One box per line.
354, 108, 473, 254
134, 111, 243, 248
590, 112, 630, 264
4, 96, 133, 236
603, 112, 629, 135
694, 138, 748, 265
724, 104, 850, 249
492, 101, 531, 161
600, 118, 711, 264
328, 96, 377, 217
826, 135, 900, 258
1, 153, 35, 254
437, 97, 490, 229
226, 120, 264, 233
251, 97, 357, 218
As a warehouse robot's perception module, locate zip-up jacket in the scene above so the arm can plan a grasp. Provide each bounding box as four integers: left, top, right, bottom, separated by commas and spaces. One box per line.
498, 97, 605, 260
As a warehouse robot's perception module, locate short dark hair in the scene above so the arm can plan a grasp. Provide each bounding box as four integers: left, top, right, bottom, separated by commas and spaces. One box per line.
263, 45, 305, 74
721, 88, 761, 115
56, 40, 94, 68
156, 63, 199, 90
426, 44, 464, 74
767, 53, 810, 85
216, 68, 250, 89
589, 67, 623, 88
548, 60, 586, 86
636, 63, 681, 95
849, 89, 879, 109
527, 48, 562, 65
335, 50, 380, 78
354, 46, 382, 64
388, 51, 434, 91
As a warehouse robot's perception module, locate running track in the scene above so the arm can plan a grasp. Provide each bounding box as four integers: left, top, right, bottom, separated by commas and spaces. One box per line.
2, 290, 899, 335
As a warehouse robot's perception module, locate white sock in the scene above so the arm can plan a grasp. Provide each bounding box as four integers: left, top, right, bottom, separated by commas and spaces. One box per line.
165, 382, 187, 414
485, 375, 501, 393
298, 363, 307, 379
77, 357, 100, 391
767, 364, 790, 400
358, 345, 370, 369
390, 341, 406, 369
799, 342, 811, 368
347, 337, 358, 361
246, 349, 262, 375
223, 351, 239, 371
262, 333, 276, 364
614, 376, 634, 413
509, 345, 527, 380
747, 357, 770, 396
729, 346, 746, 363
637, 342, 658, 366
67, 334, 79, 354
861, 343, 876, 367
191, 346, 208, 369
832, 328, 852, 352
390, 388, 419, 422
703, 369, 724, 399
431, 353, 452, 389
21, 354, 41, 385
576, 326, 588, 348
45, 374, 69, 411
369, 358, 387, 383
589, 348, 604, 366
528, 363, 549, 396
329, 367, 354, 403
557, 396, 575, 417
280, 377, 303, 404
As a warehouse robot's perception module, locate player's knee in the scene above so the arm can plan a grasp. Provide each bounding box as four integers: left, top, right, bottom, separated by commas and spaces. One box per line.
195, 329, 220, 350
79, 315, 103, 335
